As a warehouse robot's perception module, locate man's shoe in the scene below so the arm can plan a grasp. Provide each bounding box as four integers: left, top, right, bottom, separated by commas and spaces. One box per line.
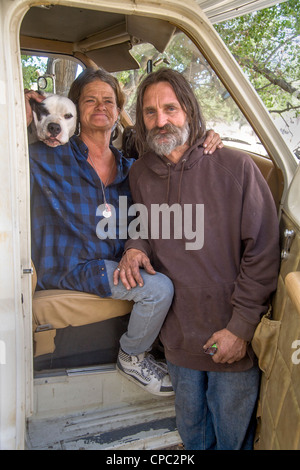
116, 349, 174, 397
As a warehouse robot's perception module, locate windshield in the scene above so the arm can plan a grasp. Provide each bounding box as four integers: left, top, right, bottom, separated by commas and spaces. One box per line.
115, 31, 293, 158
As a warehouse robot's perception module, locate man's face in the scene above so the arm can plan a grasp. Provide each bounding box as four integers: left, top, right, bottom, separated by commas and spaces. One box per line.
142, 81, 189, 157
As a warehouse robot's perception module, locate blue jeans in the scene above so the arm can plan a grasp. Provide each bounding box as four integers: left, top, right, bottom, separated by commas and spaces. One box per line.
167, 361, 260, 450
104, 260, 174, 355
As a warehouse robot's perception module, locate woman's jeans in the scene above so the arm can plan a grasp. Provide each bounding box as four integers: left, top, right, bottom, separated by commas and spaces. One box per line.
167, 361, 260, 450
104, 260, 174, 355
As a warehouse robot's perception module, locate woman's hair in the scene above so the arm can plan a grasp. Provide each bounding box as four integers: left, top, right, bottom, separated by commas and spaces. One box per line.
68, 67, 125, 135
135, 68, 206, 155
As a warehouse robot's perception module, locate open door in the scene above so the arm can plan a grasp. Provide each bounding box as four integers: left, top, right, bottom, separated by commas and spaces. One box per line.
256, 165, 300, 450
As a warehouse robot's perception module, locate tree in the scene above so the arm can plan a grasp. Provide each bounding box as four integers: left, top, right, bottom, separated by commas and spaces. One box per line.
21, 55, 46, 89
46, 58, 78, 96
214, 0, 300, 118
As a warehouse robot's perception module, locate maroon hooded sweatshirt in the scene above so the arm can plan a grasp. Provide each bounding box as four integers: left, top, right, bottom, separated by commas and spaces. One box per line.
125, 139, 280, 371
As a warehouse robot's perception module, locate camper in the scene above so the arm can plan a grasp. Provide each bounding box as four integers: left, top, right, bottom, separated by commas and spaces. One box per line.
0, 0, 299, 450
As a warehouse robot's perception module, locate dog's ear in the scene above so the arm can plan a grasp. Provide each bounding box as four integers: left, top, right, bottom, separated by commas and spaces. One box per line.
29, 98, 49, 122
27, 121, 38, 144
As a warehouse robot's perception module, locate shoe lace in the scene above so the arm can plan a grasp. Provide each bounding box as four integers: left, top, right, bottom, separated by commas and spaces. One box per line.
140, 354, 166, 380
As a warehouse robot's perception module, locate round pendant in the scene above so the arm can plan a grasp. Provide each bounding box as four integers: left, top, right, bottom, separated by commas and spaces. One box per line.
102, 209, 112, 218
102, 203, 112, 218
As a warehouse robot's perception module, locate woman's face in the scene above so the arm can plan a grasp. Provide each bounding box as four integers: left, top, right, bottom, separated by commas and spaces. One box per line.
78, 79, 120, 134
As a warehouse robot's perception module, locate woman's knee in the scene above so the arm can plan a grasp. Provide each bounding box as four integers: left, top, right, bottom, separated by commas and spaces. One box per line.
144, 271, 174, 303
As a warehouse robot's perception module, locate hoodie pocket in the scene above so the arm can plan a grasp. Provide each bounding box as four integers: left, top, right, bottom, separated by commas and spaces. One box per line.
161, 282, 235, 354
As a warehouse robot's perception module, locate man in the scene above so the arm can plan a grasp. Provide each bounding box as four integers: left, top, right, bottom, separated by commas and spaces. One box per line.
114, 68, 280, 449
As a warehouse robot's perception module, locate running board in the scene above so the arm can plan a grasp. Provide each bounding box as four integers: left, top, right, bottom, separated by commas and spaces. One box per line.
27, 399, 180, 450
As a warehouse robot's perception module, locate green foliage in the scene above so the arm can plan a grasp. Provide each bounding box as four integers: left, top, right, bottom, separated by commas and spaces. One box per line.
21, 55, 47, 90
214, 0, 300, 116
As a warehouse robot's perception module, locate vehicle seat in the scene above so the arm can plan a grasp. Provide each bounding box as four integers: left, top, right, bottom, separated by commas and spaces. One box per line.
248, 152, 283, 209
32, 264, 133, 370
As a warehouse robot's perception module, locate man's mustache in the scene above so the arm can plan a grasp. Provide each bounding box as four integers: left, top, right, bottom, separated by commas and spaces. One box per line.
148, 123, 180, 137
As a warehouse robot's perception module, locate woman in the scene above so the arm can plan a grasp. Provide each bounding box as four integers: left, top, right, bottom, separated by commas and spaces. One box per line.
26, 67, 222, 396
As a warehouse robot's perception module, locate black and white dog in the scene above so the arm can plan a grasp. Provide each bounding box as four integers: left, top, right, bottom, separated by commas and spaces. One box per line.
29, 93, 77, 147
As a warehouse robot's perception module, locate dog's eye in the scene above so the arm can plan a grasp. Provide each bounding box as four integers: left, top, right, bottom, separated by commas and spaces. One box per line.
64, 113, 73, 120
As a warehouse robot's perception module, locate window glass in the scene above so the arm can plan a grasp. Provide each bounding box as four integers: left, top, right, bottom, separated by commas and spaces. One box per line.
21, 55, 82, 96
115, 32, 270, 156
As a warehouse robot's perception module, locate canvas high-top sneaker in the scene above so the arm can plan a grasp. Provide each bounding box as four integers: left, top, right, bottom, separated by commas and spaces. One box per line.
117, 349, 174, 396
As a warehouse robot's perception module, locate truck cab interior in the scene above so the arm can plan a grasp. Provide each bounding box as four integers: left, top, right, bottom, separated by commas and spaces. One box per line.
1, 0, 298, 450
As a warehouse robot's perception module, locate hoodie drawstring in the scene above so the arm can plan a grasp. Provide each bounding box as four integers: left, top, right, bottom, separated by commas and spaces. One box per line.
166, 162, 172, 204
177, 159, 186, 204
165, 159, 187, 204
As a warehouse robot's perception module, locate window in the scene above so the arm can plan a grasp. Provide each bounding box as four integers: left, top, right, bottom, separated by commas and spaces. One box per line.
115, 32, 267, 156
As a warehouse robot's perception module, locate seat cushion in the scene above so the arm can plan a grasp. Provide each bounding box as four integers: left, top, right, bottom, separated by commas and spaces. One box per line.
33, 289, 133, 329
32, 289, 133, 358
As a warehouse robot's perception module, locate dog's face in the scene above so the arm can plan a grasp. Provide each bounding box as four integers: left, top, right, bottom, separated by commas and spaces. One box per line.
30, 94, 77, 147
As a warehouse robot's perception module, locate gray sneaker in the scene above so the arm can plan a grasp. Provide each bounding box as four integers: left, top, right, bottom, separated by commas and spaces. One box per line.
117, 349, 174, 396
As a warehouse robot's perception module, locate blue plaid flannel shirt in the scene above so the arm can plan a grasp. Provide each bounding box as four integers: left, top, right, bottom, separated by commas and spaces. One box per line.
30, 135, 134, 297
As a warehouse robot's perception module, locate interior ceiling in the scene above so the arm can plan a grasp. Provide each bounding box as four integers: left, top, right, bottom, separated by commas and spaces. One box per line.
21, 7, 124, 44
20, 6, 176, 71
20, 1, 286, 72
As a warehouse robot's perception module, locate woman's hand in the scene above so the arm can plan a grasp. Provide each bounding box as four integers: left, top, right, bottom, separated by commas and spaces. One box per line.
203, 129, 223, 154
24, 89, 45, 127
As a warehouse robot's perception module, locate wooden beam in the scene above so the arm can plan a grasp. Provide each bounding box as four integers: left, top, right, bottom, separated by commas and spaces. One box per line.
20, 35, 73, 55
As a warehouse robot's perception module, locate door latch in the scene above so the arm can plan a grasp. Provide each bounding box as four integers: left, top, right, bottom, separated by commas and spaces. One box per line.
281, 229, 295, 259
22, 268, 33, 274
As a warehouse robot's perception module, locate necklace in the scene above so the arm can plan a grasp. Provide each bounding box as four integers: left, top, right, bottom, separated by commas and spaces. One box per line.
88, 152, 115, 218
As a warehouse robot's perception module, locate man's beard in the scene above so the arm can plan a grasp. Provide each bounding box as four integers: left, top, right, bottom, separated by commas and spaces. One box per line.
146, 121, 190, 156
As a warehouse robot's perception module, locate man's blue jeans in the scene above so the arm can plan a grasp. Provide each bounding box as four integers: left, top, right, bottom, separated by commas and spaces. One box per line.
105, 260, 174, 355
167, 361, 260, 450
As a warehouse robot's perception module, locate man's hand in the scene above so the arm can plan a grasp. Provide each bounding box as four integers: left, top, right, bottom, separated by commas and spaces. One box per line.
203, 129, 224, 154
203, 328, 247, 364
113, 248, 156, 290
24, 89, 45, 127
